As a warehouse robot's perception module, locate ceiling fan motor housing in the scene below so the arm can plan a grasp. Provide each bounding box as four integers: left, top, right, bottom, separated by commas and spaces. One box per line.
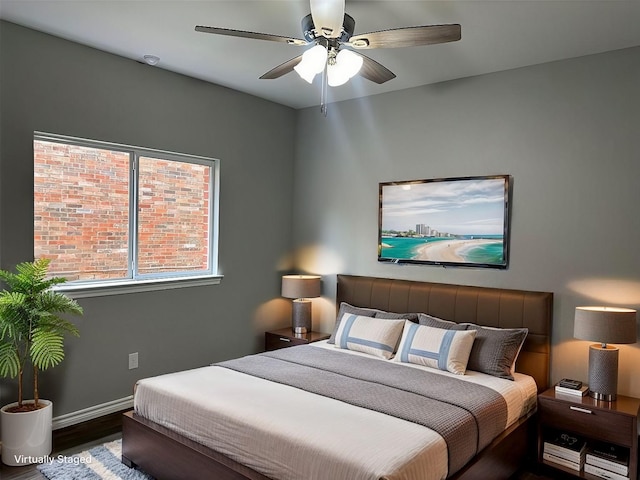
301, 13, 355, 43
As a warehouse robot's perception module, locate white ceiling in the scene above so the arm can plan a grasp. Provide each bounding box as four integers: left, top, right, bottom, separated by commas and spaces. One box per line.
1, 1, 639, 109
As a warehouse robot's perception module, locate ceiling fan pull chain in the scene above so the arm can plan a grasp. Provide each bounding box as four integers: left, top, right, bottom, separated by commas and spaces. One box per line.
320, 59, 328, 116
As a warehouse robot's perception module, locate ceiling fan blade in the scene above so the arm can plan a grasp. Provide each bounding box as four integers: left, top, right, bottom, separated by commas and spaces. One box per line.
348, 24, 461, 49
195, 25, 308, 46
310, 0, 345, 38
357, 53, 396, 84
260, 55, 303, 79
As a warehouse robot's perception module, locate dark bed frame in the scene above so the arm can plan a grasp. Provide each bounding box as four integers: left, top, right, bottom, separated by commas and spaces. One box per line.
122, 274, 553, 480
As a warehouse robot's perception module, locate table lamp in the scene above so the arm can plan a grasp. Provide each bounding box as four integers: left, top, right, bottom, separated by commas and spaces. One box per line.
574, 306, 637, 401
281, 275, 321, 334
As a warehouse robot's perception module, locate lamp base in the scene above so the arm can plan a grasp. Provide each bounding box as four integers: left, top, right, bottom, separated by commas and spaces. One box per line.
292, 299, 312, 335
588, 391, 616, 402
588, 344, 619, 402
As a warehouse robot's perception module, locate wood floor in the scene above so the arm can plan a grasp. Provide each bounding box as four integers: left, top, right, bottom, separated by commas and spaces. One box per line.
0, 410, 563, 480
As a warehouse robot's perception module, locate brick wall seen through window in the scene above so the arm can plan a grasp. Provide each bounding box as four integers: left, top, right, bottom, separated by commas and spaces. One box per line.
34, 137, 214, 283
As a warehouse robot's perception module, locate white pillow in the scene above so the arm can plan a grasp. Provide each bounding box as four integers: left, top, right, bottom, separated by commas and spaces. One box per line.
393, 321, 477, 375
334, 314, 405, 359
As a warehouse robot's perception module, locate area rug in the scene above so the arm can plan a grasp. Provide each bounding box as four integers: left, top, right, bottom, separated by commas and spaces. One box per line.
37, 439, 153, 480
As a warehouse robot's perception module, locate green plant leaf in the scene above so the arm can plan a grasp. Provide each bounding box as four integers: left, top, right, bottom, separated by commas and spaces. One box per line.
37, 290, 84, 318
30, 328, 65, 371
0, 342, 20, 378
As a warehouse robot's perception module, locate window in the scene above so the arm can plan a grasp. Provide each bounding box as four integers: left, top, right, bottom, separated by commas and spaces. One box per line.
34, 132, 220, 296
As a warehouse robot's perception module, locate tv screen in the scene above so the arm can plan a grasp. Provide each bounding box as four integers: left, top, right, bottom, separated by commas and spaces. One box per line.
378, 175, 511, 269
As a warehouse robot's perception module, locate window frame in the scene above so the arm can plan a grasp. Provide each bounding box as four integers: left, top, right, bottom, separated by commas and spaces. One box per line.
34, 132, 222, 298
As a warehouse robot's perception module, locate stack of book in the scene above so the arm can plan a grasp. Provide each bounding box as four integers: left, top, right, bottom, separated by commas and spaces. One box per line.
542, 429, 586, 471
584, 441, 630, 480
555, 378, 588, 397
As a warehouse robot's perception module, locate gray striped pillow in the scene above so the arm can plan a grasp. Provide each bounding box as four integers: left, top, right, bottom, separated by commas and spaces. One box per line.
462, 324, 528, 380
418, 313, 467, 330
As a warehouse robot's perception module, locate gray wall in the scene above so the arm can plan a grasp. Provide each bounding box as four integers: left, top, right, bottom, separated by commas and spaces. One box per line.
1, 17, 639, 420
293, 47, 640, 397
0, 22, 296, 415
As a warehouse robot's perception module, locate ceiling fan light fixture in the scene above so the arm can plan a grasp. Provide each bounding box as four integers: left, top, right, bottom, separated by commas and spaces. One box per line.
337, 49, 363, 78
295, 67, 317, 84
327, 49, 363, 87
327, 65, 347, 87
310, 0, 345, 38
294, 44, 328, 83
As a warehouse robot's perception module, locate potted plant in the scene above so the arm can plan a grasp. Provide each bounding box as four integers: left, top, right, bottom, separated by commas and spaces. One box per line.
0, 258, 83, 466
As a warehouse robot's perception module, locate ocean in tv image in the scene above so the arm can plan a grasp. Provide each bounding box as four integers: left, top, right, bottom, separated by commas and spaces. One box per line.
380, 235, 504, 265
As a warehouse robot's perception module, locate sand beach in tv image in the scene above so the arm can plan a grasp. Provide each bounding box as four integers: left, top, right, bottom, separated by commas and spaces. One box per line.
415, 238, 502, 263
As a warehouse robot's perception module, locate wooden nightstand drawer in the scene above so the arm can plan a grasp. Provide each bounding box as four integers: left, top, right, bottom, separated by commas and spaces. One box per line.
265, 332, 309, 351
539, 397, 634, 446
264, 328, 331, 352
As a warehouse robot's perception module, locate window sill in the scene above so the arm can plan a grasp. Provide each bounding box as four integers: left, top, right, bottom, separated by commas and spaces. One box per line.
54, 274, 224, 299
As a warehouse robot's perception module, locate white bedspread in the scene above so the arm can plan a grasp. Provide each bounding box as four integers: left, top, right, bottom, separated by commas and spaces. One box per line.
134, 341, 537, 480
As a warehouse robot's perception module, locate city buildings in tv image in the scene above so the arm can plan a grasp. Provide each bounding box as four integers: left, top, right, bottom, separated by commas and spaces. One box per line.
379, 176, 510, 267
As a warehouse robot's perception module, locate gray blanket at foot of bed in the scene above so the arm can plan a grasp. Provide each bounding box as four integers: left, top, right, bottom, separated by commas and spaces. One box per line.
217, 345, 507, 476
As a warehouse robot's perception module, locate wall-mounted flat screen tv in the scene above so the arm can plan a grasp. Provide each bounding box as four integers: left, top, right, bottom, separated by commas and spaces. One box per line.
378, 175, 512, 269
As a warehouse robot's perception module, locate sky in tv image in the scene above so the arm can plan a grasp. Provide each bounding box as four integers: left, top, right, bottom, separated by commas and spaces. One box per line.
380, 177, 507, 265
381, 178, 506, 235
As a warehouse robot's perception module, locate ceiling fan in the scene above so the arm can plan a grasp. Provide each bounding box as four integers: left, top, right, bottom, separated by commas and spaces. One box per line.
196, 0, 461, 114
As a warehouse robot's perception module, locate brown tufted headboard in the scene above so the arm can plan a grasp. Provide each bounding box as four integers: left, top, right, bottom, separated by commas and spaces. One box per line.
337, 275, 553, 392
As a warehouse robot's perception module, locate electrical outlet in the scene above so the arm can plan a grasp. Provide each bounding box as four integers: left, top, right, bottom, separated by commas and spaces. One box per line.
128, 352, 138, 370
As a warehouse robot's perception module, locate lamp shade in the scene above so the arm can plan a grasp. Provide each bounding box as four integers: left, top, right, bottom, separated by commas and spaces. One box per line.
574, 306, 637, 345
281, 275, 321, 299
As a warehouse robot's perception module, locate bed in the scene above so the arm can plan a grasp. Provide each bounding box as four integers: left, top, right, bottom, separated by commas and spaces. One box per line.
122, 274, 553, 480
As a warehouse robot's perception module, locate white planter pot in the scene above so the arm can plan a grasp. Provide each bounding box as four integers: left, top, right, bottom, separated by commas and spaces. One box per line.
1, 399, 52, 466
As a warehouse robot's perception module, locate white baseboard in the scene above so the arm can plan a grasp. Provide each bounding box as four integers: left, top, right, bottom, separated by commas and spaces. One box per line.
52, 395, 134, 430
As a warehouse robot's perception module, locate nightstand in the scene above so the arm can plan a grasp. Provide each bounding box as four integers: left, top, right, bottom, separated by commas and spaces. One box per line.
538, 388, 640, 479
264, 328, 330, 352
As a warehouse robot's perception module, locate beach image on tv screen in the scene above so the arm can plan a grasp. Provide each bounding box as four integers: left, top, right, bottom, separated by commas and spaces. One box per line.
379, 177, 508, 266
